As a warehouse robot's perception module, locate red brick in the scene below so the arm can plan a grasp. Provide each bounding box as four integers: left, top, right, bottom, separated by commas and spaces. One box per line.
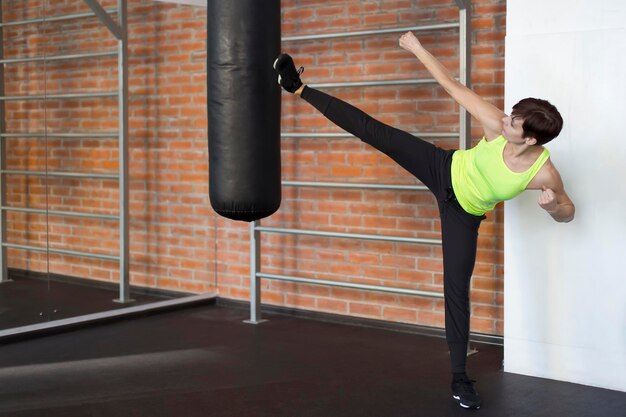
364, 14, 398, 26
383, 306, 417, 323
317, 298, 349, 314
349, 302, 382, 317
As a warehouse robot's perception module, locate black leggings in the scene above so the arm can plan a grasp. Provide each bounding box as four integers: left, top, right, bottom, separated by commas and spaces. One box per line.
301, 86, 485, 374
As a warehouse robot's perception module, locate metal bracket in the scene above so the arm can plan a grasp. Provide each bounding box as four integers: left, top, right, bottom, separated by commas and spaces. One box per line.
243, 319, 268, 325
454, 0, 470, 10
82, 0, 124, 40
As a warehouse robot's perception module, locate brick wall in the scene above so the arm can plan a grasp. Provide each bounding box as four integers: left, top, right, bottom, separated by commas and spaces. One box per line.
2, 0, 506, 336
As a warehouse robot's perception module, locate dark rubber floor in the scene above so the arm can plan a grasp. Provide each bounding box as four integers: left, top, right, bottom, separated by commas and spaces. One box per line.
0, 302, 623, 416
0, 275, 171, 330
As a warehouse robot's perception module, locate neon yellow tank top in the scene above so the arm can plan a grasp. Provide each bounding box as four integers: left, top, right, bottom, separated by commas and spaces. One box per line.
451, 135, 550, 216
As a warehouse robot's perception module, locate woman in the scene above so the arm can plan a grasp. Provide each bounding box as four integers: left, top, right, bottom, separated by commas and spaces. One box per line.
273, 31, 575, 410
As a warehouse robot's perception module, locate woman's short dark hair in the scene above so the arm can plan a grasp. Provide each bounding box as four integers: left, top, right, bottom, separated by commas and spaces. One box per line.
512, 98, 563, 145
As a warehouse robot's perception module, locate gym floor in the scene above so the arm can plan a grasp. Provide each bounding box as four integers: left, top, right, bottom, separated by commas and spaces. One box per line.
0, 300, 623, 417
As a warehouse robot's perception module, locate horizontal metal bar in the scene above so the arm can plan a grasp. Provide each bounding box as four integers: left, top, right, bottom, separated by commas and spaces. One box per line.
2, 206, 119, 221
1, 170, 118, 180
282, 23, 460, 42
2, 243, 47, 253
282, 180, 428, 191
47, 247, 119, 261
0, 51, 117, 65
51, 247, 118, 261
255, 226, 441, 245
0, 8, 118, 28
280, 132, 459, 138
2, 243, 119, 261
257, 272, 444, 299
0, 132, 118, 138
309, 79, 436, 89
1, 131, 452, 139
0, 92, 118, 101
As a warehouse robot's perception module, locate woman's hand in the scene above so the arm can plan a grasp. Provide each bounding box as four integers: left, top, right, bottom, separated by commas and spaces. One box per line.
538, 186, 558, 213
399, 31, 422, 53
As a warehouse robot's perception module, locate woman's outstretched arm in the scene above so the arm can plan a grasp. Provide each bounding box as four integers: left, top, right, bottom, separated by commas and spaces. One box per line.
399, 32, 505, 141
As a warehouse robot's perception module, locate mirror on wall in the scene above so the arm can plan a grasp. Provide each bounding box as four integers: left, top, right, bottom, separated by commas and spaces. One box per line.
0, 0, 210, 333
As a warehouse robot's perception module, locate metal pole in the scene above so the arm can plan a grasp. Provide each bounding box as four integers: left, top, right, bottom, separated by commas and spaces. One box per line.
244, 220, 266, 324
0, 51, 117, 64
457, 0, 472, 150
114, 0, 131, 304
0, 6, 8, 282
257, 272, 444, 299
255, 226, 442, 246
2, 243, 120, 262
1, 206, 120, 221
0, 170, 119, 179
0, 9, 118, 28
310, 78, 436, 89
281, 132, 459, 139
0, 92, 118, 101
282, 23, 460, 42
0, 132, 118, 138
281, 180, 428, 192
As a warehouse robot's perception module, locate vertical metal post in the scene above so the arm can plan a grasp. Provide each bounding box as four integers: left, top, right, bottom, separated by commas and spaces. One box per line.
244, 220, 266, 324
0, 5, 8, 283
456, 0, 472, 150
456, 0, 477, 355
114, 0, 131, 303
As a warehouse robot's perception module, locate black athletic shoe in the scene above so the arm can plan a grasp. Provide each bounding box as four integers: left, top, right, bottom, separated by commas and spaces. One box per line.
273, 53, 304, 93
451, 377, 482, 409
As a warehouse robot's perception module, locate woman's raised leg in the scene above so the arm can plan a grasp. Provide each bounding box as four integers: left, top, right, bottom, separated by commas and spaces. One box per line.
299, 85, 451, 198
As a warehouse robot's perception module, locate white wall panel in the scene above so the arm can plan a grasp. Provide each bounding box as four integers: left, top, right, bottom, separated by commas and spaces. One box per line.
504, 0, 626, 392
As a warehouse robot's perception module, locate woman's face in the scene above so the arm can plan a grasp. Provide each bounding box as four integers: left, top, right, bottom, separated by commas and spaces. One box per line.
501, 114, 528, 144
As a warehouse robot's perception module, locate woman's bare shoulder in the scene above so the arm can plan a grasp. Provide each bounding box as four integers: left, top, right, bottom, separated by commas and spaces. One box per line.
526, 157, 560, 190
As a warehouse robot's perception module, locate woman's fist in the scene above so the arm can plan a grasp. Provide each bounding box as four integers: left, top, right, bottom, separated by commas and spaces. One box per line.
399, 31, 422, 53
538, 186, 558, 213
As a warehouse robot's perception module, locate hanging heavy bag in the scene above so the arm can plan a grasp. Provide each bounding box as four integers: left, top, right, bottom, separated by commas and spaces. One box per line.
207, 0, 281, 222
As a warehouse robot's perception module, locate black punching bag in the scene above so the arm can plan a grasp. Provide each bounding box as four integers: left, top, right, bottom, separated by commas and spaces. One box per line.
207, 0, 281, 222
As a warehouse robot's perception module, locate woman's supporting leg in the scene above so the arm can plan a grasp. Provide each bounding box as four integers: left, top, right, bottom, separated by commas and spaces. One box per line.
439, 201, 484, 374
300, 86, 450, 197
